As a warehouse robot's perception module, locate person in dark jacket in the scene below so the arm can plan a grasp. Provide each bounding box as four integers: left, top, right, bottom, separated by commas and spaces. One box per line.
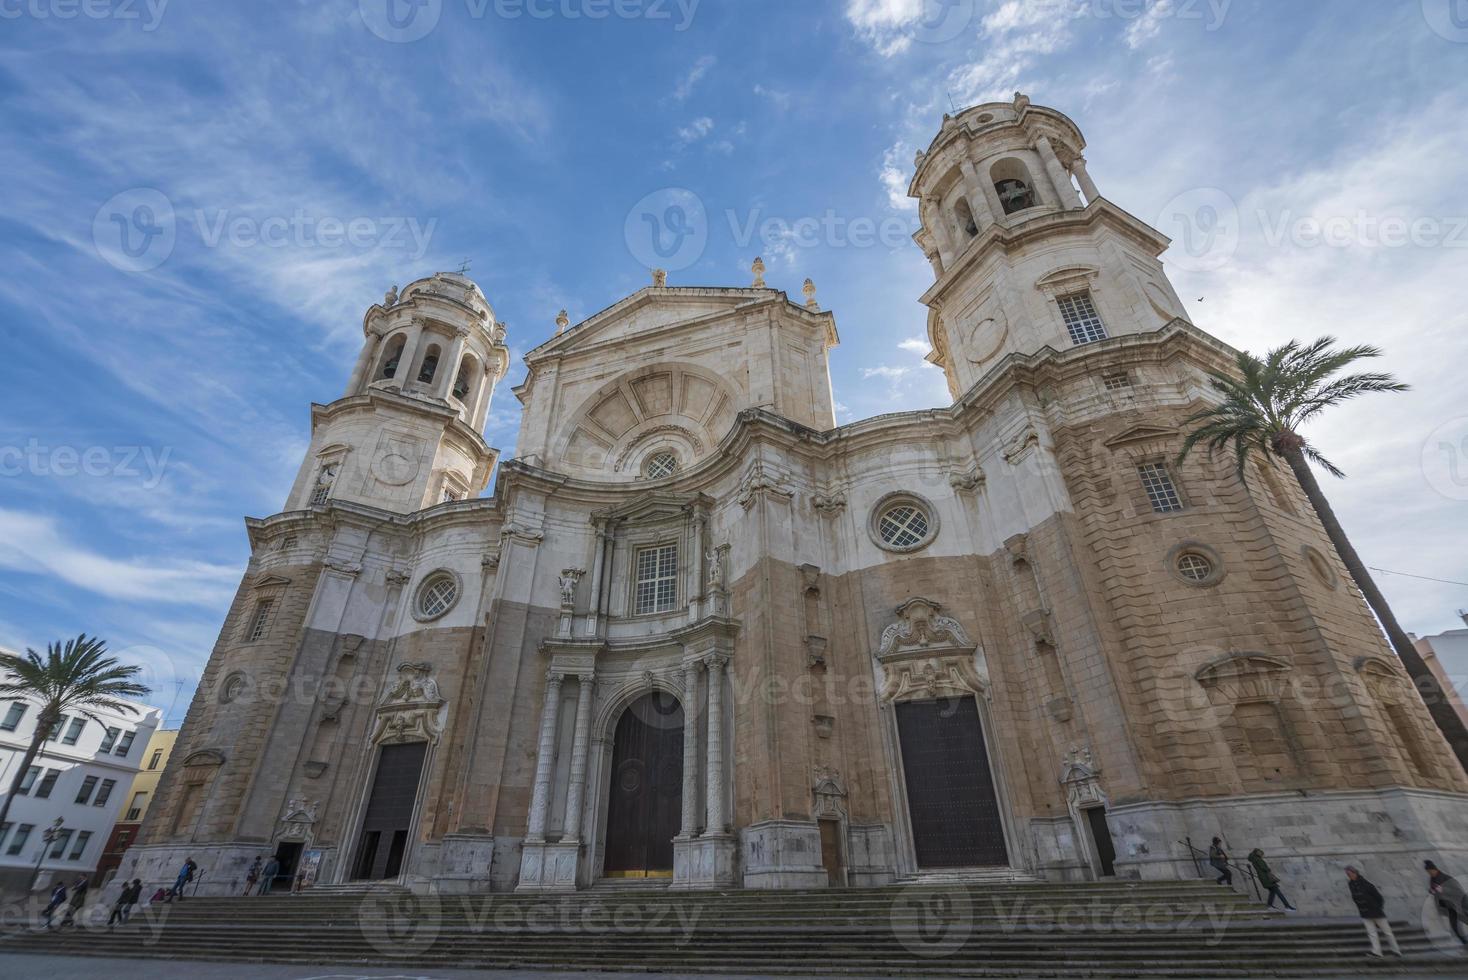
42, 882, 67, 927
1425, 860, 1468, 944
59, 874, 88, 927
1247, 848, 1297, 911
107, 878, 142, 926
1346, 866, 1401, 958
258, 857, 281, 895
174, 857, 197, 900
1208, 837, 1232, 886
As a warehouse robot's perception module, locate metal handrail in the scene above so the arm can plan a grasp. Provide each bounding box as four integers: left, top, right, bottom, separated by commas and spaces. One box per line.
1180, 836, 1264, 903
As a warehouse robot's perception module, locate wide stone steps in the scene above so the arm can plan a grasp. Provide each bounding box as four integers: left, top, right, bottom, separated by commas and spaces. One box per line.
2, 881, 1460, 977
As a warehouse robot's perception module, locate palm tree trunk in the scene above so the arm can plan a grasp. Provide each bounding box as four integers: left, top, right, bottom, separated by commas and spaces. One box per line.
1282, 446, 1468, 775
0, 730, 49, 840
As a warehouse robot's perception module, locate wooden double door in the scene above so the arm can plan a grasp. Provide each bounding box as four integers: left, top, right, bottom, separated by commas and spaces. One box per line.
603, 692, 684, 878
352, 741, 427, 881
896, 695, 1010, 868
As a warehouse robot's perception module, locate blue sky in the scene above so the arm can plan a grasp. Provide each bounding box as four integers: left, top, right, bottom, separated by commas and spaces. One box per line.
2, 0, 1466, 720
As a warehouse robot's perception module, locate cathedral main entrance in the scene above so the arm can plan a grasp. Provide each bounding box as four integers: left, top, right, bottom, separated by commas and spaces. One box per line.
603, 692, 684, 878
896, 695, 1009, 868
351, 741, 427, 881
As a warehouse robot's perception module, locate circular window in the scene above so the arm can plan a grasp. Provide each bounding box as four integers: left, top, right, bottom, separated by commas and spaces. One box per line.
1166, 542, 1225, 587
977, 113, 995, 123
644, 451, 679, 480
868, 493, 939, 554
414, 571, 460, 621
1176, 553, 1214, 582
1302, 545, 1339, 590
219, 672, 247, 704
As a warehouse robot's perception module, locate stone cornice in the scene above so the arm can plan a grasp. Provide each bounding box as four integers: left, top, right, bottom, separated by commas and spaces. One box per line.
910, 101, 1086, 195
309, 389, 496, 467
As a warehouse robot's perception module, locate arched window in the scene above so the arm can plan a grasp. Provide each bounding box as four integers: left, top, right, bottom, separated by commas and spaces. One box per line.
417, 344, 441, 385
452, 354, 476, 402
991, 158, 1038, 215
377, 334, 407, 380
954, 197, 979, 238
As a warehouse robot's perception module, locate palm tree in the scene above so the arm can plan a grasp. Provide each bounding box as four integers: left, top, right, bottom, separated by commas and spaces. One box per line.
1178, 336, 1468, 774
0, 635, 151, 835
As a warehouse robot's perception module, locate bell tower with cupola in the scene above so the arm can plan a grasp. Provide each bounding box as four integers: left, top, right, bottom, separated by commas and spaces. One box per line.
911, 93, 1190, 400
283, 271, 510, 515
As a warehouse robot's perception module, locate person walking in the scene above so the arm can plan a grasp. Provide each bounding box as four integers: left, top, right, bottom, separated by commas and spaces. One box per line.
42, 881, 67, 928
1425, 860, 1468, 945
1346, 866, 1402, 958
1247, 848, 1297, 911
1209, 837, 1232, 886
244, 856, 262, 896
107, 878, 142, 926
258, 856, 280, 895
60, 874, 89, 927
174, 857, 198, 900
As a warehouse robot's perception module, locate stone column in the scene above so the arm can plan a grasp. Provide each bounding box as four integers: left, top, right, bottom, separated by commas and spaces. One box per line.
959, 161, 997, 228
923, 197, 956, 258
526, 672, 564, 841
561, 674, 596, 841
439, 329, 470, 401
345, 332, 381, 396
396, 320, 425, 392
1035, 137, 1084, 210
1072, 156, 1100, 204
704, 654, 728, 834
584, 524, 608, 637
679, 662, 702, 838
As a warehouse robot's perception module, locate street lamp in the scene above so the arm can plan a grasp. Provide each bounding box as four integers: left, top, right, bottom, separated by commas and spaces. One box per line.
27, 817, 65, 894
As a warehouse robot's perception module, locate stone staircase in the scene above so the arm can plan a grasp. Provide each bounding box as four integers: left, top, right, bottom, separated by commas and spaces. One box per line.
2, 879, 1461, 976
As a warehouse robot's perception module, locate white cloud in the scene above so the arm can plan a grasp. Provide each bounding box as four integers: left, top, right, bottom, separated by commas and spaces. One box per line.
0, 508, 240, 607
675, 116, 716, 148
753, 84, 793, 111
1124, 0, 1175, 49
880, 144, 918, 211
898, 336, 932, 356
844, 0, 927, 56
672, 55, 717, 103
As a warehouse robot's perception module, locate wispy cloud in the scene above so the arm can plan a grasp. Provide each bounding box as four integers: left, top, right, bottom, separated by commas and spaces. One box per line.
671, 55, 717, 103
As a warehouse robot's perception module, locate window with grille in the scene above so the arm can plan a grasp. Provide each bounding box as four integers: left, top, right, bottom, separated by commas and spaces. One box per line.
310, 462, 339, 505
441, 486, 464, 503
417, 575, 459, 619
1138, 462, 1184, 513
1057, 291, 1108, 345
76, 775, 99, 805
634, 545, 679, 615
94, 778, 116, 806
877, 503, 932, 550
115, 730, 136, 756
644, 452, 679, 480
0, 702, 26, 731
1102, 371, 1132, 391
1176, 553, 1214, 582
246, 598, 276, 642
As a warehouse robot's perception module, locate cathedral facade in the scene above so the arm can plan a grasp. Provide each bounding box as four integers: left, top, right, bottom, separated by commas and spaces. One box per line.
123, 97, 1468, 910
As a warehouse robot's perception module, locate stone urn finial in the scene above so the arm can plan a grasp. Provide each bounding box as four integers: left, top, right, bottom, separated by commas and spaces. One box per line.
652, 268, 668, 288
751, 256, 766, 288
803, 278, 818, 311
555, 309, 569, 335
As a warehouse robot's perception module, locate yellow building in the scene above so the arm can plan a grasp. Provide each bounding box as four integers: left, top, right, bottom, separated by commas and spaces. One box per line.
96, 727, 177, 883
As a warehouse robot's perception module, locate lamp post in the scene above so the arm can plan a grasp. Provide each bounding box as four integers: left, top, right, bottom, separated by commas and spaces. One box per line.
27, 817, 65, 894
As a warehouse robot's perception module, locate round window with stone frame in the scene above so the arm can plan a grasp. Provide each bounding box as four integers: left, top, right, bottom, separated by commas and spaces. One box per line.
643, 451, 680, 481
219, 671, 247, 705
1166, 542, 1225, 588
1301, 545, 1340, 590
413, 571, 461, 622
868, 493, 939, 554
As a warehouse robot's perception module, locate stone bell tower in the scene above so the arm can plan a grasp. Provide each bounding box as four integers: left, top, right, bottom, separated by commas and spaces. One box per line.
911, 93, 1190, 400
283, 271, 510, 514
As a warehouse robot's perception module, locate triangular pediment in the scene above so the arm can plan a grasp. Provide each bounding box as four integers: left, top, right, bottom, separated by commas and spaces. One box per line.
252, 574, 292, 589
596, 491, 712, 526
528, 288, 772, 360
1102, 424, 1177, 449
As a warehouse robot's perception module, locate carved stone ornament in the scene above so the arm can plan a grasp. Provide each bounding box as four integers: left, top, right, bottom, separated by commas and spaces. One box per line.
278, 798, 319, 841
949, 465, 986, 493
652, 268, 668, 288
558, 568, 585, 608
1195, 653, 1292, 707
812, 493, 847, 516
736, 461, 794, 510
751, 256, 766, 288
1060, 745, 1105, 808
813, 767, 847, 820
874, 598, 989, 702
1003, 428, 1042, 466
371, 662, 446, 745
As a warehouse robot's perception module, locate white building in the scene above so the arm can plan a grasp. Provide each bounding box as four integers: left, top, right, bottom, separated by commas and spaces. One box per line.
0, 656, 163, 892
1416, 612, 1468, 730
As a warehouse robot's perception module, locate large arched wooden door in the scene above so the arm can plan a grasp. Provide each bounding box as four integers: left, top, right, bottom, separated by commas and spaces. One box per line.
603, 692, 684, 878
